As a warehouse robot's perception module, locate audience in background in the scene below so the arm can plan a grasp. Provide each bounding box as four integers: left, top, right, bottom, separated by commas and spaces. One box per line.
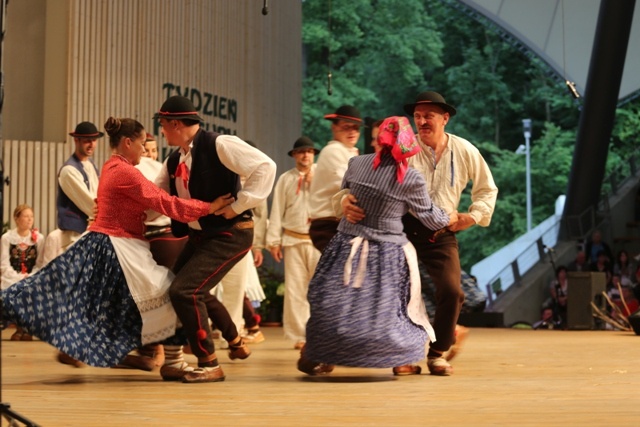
584, 229, 613, 265
607, 273, 639, 320
590, 249, 613, 288
1, 204, 45, 341
613, 249, 635, 281
567, 250, 588, 272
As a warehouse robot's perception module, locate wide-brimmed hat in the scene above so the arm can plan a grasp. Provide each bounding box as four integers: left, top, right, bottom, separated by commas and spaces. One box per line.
288, 136, 319, 157
323, 105, 363, 126
153, 96, 203, 122
69, 121, 104, 138
403, 91, 457, 116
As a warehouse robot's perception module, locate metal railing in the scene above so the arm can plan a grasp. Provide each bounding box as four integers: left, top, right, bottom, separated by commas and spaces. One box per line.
483, 147, 640, 306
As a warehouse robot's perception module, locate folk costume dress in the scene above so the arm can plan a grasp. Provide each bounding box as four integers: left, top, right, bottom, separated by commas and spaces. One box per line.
1, 227, 45, 290
304, 117, 451, 368
1, 155, 210, 367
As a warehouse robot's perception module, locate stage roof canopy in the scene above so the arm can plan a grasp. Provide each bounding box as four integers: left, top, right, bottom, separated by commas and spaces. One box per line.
458, 0, 640, 103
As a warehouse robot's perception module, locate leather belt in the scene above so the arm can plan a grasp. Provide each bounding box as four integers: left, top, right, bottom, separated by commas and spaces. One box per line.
233, 220, 254, 230
311, 217, 340, 222
283, 228, 311, 240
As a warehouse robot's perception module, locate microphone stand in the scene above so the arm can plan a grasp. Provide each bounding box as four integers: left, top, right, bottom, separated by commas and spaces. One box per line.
545, 246, 557, 271
0, 0, 40, 424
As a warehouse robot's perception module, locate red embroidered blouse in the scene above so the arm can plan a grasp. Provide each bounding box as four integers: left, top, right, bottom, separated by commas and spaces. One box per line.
90, 155, 210, 239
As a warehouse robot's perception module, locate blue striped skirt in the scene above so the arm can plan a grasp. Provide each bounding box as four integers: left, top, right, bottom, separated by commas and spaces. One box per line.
304, 232, 428, 368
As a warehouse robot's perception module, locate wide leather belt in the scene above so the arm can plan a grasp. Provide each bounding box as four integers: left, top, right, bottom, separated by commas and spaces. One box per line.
283, 228, 311, 240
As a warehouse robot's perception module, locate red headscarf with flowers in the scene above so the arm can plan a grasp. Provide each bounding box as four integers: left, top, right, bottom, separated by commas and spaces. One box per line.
373, 116, 421, 183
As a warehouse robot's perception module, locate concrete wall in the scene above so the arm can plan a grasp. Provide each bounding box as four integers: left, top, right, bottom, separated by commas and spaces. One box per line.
2, 0, 302, 173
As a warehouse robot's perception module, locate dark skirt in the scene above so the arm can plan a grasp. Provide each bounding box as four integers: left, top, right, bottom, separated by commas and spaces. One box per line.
304, 232, 428, 368
1, 232, 143, 367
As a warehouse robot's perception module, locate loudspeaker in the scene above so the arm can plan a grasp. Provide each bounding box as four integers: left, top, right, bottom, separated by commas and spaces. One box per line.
566, 272, 607, 330
628, 309, 640, 335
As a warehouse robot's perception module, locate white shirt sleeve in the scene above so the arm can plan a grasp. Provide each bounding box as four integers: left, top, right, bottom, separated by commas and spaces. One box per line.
154, 158, 171, 193
215, 135, 277, 214
266, 173, 287, 248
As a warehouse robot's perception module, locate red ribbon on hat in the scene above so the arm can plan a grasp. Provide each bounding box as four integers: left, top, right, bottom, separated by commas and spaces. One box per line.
158, 110, 199, 116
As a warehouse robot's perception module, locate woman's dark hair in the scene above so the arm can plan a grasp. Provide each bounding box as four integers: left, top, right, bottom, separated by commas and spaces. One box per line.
555, 265, 568, 277
104, 117, 145, 149
616, 249, 629, 266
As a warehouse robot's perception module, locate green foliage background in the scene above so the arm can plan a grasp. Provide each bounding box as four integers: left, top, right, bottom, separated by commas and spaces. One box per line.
302, 0, 640, 271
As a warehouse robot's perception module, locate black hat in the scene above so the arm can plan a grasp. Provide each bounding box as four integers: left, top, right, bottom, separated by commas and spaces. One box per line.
403, 91, 457, 117
288, 136, 319, 157
153, 96, 203, 122
323, 105, 363, 126
69, 121, 104, 138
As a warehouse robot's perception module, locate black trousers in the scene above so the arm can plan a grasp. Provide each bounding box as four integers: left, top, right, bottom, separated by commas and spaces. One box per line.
169, 226, 253, 359
309, 218, 339, 253
404, 218, 464, 353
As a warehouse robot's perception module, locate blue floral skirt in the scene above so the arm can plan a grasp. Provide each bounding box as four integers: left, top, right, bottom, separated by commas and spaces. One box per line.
304, 232, 428, 368
2, 232, 143, 367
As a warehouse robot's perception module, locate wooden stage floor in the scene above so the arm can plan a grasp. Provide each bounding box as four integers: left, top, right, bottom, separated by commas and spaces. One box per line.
1, 326, 639, 426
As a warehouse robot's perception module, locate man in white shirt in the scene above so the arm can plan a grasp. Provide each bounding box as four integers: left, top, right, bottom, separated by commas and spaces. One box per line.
344, 91, 498, 376
308, 105, 362, 251
267, 136, 321, 349
54, 122, 103, 253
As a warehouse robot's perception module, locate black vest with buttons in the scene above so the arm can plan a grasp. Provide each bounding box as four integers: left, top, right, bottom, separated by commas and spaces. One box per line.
167, 129, 251, 237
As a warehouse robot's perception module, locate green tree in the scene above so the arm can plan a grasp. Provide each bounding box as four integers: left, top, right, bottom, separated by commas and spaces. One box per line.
302, 0, 443, 149
456, 123, 576, 270
301, 0, 640, 270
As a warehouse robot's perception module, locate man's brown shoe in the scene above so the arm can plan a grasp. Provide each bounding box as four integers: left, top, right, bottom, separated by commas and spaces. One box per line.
427, 357, 453, 376
182, 366, 226, 383
228, 340, 251, 360
392, 364, 422, 376
160, 362, 194, 381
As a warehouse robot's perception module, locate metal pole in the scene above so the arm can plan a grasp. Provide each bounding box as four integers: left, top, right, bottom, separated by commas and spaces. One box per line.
523, 119, 532, 232
560, 0, 636, 237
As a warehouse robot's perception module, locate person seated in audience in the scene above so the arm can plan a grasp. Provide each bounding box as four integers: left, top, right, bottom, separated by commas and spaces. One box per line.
584, 229, 613, 264
590, 249, 612, 287
607, 273, 639, 319
567, 250, 588, 272
613, 249, 635, 281
549, 265, 569, 329
631, 265, 640, 301
533, 303, 561, 330
1, 204, 45, 340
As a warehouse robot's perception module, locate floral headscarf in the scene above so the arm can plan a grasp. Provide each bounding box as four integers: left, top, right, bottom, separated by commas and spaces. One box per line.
373, 116, 421, 183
